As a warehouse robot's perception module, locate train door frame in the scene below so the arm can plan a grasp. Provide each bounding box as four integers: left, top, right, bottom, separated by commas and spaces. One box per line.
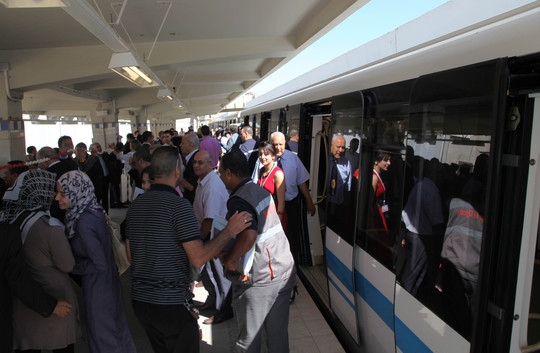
296, 100, 332, 299
259, 111, 271, 141
508, 93, 540, 352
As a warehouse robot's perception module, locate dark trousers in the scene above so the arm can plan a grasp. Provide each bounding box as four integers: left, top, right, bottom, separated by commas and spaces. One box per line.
95, 181, 109, 213
200, 265, 216, 308
399, 231, 428, 296
132, 300, 199, 353
285, 197, 302, 265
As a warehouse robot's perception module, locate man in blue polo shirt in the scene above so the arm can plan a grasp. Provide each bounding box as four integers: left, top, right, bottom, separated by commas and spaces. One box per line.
252, 131, 316, 264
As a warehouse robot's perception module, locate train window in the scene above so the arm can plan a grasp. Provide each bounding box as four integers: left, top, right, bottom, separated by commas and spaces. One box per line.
268, 109, 280, 137
355, 83, 413, 270
286, 105, 301, 151
326, 92, 363, 245
398, 61, 499, 339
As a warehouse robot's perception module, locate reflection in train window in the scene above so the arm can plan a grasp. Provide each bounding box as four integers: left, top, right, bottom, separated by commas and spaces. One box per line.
327, 92, 363, 245
397, 61, 497, 340
355, 84, 411, 271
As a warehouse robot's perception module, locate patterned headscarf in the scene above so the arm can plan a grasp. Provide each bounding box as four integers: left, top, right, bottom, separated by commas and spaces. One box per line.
57, 170, 103, 238
1, 169, 56, 222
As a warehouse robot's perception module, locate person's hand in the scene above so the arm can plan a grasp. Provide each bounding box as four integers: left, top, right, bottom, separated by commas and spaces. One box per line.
52, 299, 72, 318
225, 211, 253, 236
306, 200, 316, 216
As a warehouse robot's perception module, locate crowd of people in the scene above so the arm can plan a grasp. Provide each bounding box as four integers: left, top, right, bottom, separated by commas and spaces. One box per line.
0, 124, 311, 353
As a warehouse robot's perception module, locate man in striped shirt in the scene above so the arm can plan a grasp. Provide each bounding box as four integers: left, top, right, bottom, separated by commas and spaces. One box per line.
125, 146, 252, 353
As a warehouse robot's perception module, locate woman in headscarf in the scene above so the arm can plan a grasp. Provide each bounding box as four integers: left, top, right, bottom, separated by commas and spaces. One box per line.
55, 170, 135, 353
1, 169, 80, 353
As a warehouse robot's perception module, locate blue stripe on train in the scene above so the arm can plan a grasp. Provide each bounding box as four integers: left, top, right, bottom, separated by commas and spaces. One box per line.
326, 248, 432, 353
326, 249, 354, 292
327, 275, 355, 309
354, 269, 394, 330
395, 317, 432, 353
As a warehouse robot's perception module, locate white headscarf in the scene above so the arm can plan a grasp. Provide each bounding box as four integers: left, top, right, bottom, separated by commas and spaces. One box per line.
57, 170, 103, 238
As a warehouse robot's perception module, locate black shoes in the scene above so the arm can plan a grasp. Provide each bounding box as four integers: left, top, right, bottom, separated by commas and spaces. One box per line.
290, 285, 299, 304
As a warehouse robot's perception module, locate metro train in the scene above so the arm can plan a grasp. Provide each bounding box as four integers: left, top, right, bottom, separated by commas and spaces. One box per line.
226, 3, 540, 353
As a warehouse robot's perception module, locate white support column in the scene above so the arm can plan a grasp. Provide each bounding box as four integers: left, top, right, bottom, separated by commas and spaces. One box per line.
0, 83, 25, 165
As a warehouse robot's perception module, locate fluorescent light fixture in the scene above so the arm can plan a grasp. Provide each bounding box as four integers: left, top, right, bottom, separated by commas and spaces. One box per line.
109, 52, 161, 88
157, 86, 184, 107
1, 0, 66, 7
157, 87, 176, 102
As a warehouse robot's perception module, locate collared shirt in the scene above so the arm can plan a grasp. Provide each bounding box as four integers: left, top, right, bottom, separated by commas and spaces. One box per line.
251, 149, 310, 201
97, 154, 109, 177
327, 155, 352, 205
240, 139, 257, 160
193, 170, 229, 229
117, 151, 134, 173
199, 136, 221, 168
287, 140, 298, 154
226, 133, 239, 151
126, 183, 201, 305
185, 149, 197, 163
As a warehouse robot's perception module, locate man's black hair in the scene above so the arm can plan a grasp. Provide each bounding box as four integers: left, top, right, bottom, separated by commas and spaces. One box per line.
151, 146, 180, 178
221, 150, 249, 178
142, 131, 154, 143
58, 135, 72, 147
141, 165, 154, 180
171, 136, 182, 148
133, 148, 152, 163
201, 125, 211, 136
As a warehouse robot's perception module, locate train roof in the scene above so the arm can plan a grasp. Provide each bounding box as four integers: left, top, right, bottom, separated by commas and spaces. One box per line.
243, 0, 540, 114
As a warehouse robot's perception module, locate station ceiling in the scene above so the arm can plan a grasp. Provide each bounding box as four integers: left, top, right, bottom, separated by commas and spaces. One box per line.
0, 0, 368, 122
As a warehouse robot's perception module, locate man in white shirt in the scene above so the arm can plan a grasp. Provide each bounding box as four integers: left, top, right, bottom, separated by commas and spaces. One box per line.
193, 150, 232, 324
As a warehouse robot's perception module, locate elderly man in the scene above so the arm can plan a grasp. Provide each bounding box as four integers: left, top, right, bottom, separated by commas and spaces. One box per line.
179, 133, 200, 203
219, 150, 295, 353
327, 135, 353, 238
192, 150, 232, 324
252, 131, 315, 265
125, 146, 251, 353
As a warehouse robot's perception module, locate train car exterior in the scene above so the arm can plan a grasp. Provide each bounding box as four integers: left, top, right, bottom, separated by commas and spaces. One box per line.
234, 1, 540, 352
